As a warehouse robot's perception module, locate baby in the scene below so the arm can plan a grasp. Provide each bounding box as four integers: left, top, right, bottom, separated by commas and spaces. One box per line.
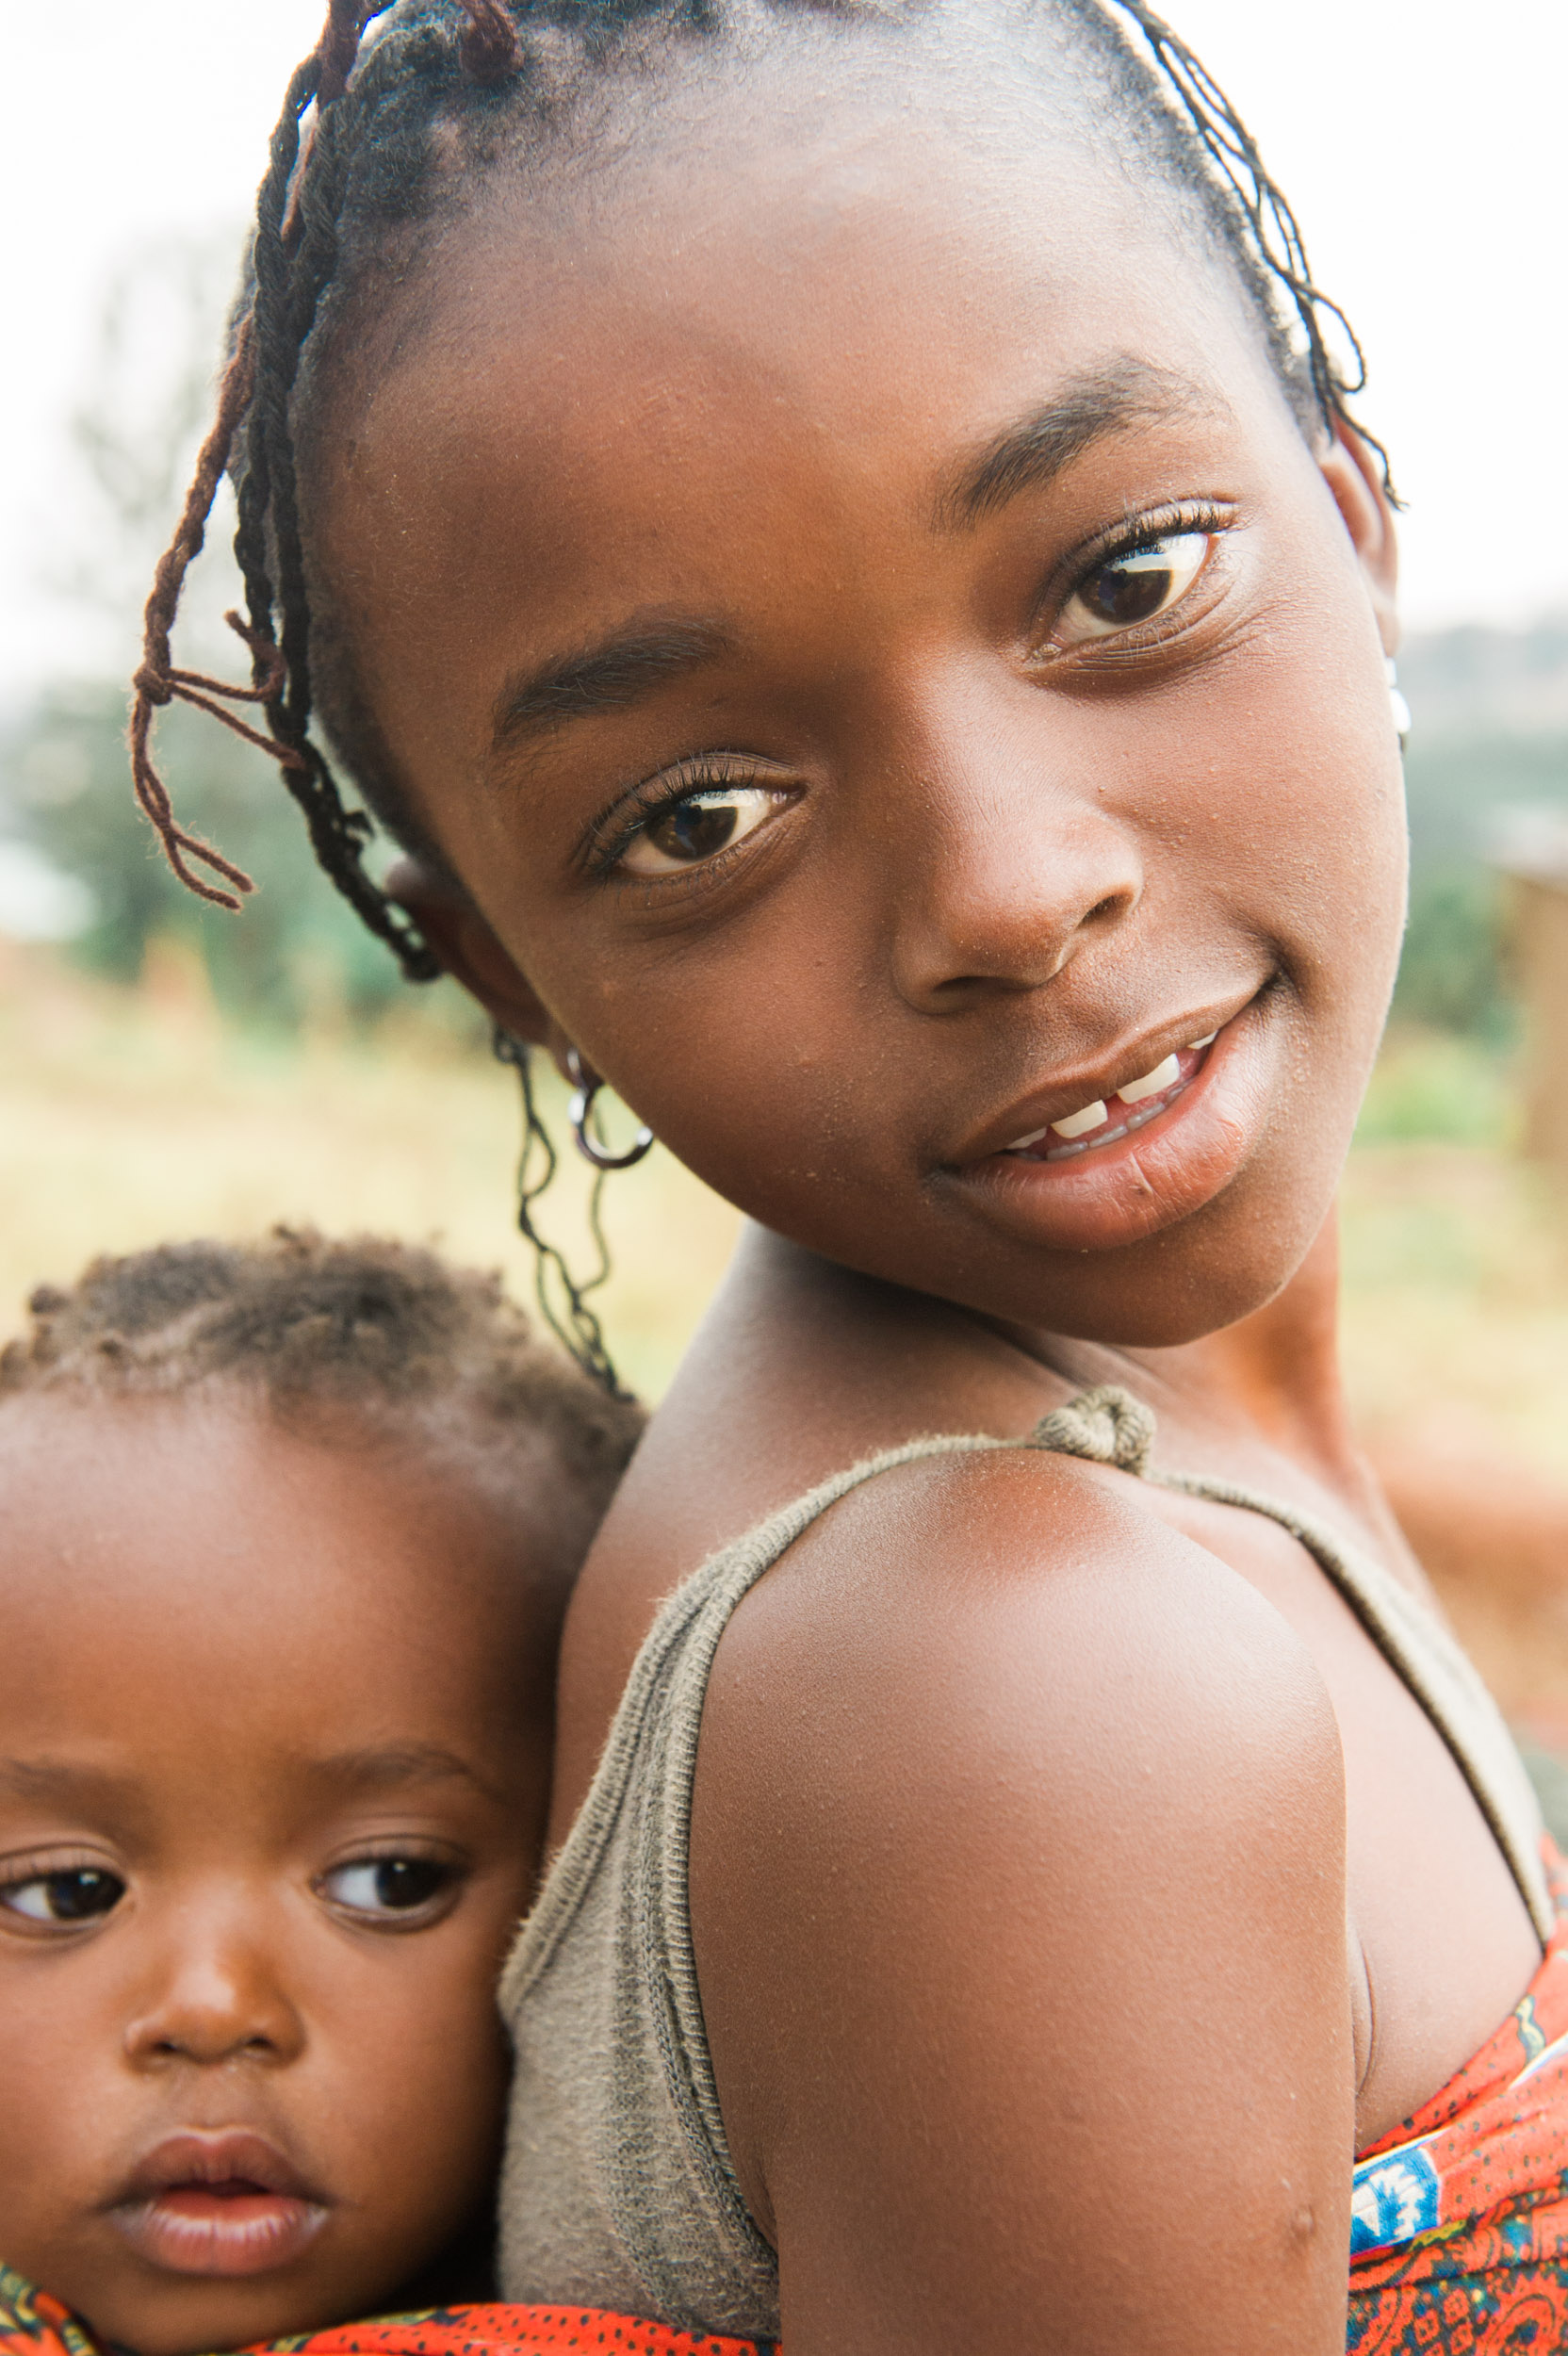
0, 1231, 643, 2356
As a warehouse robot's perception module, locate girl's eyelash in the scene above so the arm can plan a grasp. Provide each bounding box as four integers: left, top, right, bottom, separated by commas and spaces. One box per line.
582, 757, 759, 882
1058, 499, 1233, 603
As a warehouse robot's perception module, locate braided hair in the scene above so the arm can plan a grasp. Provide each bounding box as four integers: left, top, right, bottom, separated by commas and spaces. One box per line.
130, 0, 1389, 963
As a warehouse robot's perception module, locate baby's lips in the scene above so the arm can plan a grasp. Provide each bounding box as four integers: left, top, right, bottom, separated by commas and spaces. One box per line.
113, 2126, 319, 2205
106, 2127, 331, 2279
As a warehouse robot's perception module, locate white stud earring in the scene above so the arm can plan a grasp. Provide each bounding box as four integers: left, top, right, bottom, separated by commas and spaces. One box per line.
1386, 656, 1412, 749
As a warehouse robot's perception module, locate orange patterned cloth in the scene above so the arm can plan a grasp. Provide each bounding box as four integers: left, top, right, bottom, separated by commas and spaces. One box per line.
1348, 1841, 1568, 2351
0, 2276, 773, 2356
271, 2310, 771, 2356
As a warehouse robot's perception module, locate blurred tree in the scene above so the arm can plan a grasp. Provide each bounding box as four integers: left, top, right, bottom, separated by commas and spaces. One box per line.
1391, 866, 1511, 1041
3, 685, 419, 1028
0, 238, 458, 1036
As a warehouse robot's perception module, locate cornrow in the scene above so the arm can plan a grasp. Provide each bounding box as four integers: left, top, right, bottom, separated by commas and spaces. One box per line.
1110, 2, 1392, 490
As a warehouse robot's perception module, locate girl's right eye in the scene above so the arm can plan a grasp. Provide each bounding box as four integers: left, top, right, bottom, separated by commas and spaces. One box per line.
619, 784, 786, 878
0, 1867, 126, 1928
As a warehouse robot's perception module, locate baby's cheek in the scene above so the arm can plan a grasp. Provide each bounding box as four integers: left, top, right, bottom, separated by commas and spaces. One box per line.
310, 1936, 515, 2282
0, 2006, 121, 2289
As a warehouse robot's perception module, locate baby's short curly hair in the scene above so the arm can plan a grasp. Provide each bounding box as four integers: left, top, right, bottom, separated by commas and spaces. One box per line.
0, 1227, 644, 1546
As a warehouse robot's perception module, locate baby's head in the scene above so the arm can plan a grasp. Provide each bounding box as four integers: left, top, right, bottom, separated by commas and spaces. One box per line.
0, 1231, 643, 2355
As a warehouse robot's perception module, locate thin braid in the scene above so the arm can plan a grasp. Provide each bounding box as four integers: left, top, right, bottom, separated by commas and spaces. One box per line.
1107, 0, 1396, 498
131, 1, 440, 975
237, 53, 442, 976
458, 0, 523, 78
126, 322, 298, 908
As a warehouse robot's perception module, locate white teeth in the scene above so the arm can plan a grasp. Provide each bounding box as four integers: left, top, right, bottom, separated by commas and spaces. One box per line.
1186, 1030, 1217, 1051
1116, 1052, 1181, 1105
1006, 1125, 1051, 1152
1050, 1099, 1109, 1140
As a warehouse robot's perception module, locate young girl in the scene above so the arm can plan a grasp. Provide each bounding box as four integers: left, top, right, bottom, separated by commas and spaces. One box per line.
0, 1232, 659, 2356
129, 3, 1568, 2349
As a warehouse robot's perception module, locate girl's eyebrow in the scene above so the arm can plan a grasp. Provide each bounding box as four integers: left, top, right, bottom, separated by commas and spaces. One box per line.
491, 617, 733, 754
939, 357, 1217, 529
484, 364, 1214, 763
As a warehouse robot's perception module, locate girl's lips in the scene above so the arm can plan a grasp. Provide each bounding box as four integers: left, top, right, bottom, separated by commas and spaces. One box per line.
956, 999, 1271, 1255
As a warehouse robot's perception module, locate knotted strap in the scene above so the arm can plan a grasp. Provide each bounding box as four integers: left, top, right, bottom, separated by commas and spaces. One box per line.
1031, 1383, 1156, 1476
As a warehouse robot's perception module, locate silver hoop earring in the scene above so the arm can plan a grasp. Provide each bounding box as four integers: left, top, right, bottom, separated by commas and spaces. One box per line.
1386, 656, 1412, 749
565, 1048, 655, 1170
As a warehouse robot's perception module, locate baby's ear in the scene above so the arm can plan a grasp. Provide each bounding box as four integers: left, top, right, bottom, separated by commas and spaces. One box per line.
385, 858, 556, 1048
1318, 421, 1399, 657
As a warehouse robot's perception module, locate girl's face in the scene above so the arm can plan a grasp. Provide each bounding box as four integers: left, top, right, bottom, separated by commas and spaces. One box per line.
318, 35, 1405, 1346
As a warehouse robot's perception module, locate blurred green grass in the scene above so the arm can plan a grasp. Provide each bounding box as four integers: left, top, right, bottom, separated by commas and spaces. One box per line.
5, 955, 1567, 1478
0, 941, 741, 1402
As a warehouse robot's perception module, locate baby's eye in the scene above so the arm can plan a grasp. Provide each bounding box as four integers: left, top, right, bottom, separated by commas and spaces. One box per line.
1058, 530, 1212, 644
1, 1867, 125, 1927
621, 785, 783, 878
320, 1856, 457, 1922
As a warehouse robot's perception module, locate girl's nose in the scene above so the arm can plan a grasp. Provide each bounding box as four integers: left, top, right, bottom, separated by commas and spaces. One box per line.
884, 745, 1144, 1015
123, 1919, 306, 2070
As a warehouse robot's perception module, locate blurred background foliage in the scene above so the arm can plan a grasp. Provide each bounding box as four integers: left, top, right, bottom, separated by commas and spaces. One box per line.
0, 238, 483, 1042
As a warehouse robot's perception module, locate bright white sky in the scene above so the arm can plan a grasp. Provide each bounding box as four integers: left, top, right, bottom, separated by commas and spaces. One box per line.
2, 0, 1562, 708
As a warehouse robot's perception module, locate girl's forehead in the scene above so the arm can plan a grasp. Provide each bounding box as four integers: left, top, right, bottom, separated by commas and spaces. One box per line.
326, 87, 1280, 628
331, 16, 1261, 468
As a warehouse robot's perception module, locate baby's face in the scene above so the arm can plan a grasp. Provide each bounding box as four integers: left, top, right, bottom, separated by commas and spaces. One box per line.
0, 1391, 552, 2356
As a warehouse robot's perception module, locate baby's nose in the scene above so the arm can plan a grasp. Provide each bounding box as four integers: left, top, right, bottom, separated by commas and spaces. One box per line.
123, 1914, 305, 2070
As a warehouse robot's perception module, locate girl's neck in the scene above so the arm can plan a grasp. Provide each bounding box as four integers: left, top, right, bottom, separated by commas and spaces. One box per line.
981, 1208, 1405, 1551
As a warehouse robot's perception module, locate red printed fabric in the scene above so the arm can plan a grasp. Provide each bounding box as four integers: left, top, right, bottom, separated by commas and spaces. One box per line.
270, 2310, 772, 2356
1348, 1840, 1568, 2351
0, 2273, 772, 2356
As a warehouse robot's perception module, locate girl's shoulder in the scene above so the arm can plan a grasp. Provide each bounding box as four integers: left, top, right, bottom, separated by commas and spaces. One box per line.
701, 1432, 1342, 1796
685, 1439, 1354, 2338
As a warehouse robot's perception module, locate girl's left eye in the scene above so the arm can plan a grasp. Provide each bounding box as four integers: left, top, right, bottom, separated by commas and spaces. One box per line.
1057, 529, 1213, 644
620, 785, 784, 878
320, 1857, 457, 1921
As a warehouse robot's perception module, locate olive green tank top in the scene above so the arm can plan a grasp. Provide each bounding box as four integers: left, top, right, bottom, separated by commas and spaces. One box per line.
497, 1385, 1550, 2339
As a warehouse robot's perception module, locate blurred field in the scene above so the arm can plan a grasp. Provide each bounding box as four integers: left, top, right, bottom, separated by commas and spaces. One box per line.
9, 937, 1568, 1733
0, 940, 742, 1402
5, 942, 1565, 1446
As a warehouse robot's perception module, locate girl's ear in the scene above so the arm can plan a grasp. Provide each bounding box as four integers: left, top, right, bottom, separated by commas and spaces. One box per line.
1317, 423, 1400, 656
384, 859, 558, 1049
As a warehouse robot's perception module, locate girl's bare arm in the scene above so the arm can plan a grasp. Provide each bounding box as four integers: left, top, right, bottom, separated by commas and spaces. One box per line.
691, 1448, 1354, 2355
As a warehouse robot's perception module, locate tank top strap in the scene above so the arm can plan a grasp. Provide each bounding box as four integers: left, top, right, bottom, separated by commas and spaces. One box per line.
508, 1423, 1010, 2003
1023, 1384, 1552, 1941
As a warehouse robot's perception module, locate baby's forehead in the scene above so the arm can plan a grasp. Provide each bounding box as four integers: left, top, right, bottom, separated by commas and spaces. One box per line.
0, 1387, 565, 1734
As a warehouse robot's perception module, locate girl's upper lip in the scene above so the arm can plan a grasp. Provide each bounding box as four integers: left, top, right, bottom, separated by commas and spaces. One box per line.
956, 1006, 1244, 1167
111, 2128, 322, 2208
